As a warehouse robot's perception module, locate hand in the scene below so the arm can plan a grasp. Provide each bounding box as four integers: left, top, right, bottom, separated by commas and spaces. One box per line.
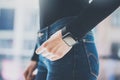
24, 61, 37, 80
36, 30, 72, 61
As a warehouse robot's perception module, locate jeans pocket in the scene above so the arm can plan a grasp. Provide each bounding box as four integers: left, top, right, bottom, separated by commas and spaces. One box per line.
83, 40, 99, 78
48, 46, 74, 64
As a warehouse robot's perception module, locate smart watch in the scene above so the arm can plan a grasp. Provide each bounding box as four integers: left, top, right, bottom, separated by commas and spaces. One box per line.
61, 27, 78, 46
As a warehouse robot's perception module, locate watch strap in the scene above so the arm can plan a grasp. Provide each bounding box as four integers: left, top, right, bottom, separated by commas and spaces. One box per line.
61, 27, 78, 46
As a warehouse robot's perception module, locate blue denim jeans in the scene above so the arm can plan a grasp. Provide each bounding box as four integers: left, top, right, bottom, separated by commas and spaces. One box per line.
35, 17, 99, 80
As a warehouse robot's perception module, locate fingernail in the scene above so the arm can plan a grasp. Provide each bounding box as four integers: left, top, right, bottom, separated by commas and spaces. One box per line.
36, 48, 46, 54
36, 50, 41, 54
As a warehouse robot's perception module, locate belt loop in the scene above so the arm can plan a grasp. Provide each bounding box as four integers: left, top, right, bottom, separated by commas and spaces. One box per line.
37, 31, 44, 38
82, 39, 86, 42
37, 31, 44, 37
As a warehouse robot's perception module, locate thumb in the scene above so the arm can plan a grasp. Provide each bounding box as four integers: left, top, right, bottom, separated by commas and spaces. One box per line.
50, 30, 62, 38
36, 46, 46, 54
27, 71, 32, 80
31, 74, 36, 80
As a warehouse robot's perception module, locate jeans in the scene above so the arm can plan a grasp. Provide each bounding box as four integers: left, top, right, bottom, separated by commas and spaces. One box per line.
35, 17, 99, 80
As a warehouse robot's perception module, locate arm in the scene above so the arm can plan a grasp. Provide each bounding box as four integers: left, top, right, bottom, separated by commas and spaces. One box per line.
31, 43, 39, 62
36, 0, 120, 61
24, 44, 38, 80
24, 61, 37, 80
63, 0, 120, 40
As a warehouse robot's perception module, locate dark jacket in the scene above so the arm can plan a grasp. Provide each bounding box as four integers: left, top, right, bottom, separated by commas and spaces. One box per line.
31, 0, 120, 61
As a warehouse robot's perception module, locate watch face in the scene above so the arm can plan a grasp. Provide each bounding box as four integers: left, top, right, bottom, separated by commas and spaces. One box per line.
63, 36, 77, 46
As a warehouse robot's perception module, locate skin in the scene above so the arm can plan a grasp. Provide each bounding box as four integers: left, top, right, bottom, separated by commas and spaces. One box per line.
36, 30, 72, 61
24, 61, 37, 80
24, 30, 71, 79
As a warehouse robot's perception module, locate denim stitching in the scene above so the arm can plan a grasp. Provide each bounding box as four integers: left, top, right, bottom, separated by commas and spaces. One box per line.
82, 39, 98, 78
87, 53, 98, 78
88, 53, 99, 64
83, 39, 94, 43
73, 46, 76, 80
82, 40, 92, 75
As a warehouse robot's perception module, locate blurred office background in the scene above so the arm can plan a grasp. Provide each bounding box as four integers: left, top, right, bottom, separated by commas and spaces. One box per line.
0, 0, 120, 80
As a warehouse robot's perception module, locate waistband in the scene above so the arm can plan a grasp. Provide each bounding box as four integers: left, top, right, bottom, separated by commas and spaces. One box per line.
37, 26, 94, 43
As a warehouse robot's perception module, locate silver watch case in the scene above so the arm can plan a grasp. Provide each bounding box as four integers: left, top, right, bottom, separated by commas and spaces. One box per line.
62, 32, 78, 46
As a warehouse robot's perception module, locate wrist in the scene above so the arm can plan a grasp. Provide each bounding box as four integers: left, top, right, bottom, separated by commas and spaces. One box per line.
29, 61, 38, 70
31, 61, 37, 66
61, 27, 78, 46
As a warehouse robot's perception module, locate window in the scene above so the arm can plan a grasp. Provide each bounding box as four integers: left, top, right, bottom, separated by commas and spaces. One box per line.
0, 9, 14, 30
0, 39, 13, 48
24, 9, 39, 31
111, 8, 120, 27
110, 43, 120, 59
23, 40, 35, 50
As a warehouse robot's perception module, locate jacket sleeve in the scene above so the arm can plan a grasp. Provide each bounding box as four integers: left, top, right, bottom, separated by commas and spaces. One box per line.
31, 43, 39, 62
64, 0, 120, 40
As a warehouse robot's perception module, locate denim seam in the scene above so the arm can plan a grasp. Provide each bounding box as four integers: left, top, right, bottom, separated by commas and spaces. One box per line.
88, 53, 99, 64
88, 53, 98, 78
83, 39, 94, 43
82, 40, 98, 78
82, 40, 91, 75
73, 46, 76, 80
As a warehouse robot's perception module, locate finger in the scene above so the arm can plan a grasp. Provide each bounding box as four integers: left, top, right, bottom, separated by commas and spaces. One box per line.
47, 56, 56, 61
50, 30, 61, 38
41, 49, 55, 58
40, 48, 48, 56
42, 52, 50, 57
24, 70, 28, 80
49, 56, 58, 61
46, 53, 55, 59
27, 71, 32, 80
36, 46, 46, 54
49, 54, 64, 61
